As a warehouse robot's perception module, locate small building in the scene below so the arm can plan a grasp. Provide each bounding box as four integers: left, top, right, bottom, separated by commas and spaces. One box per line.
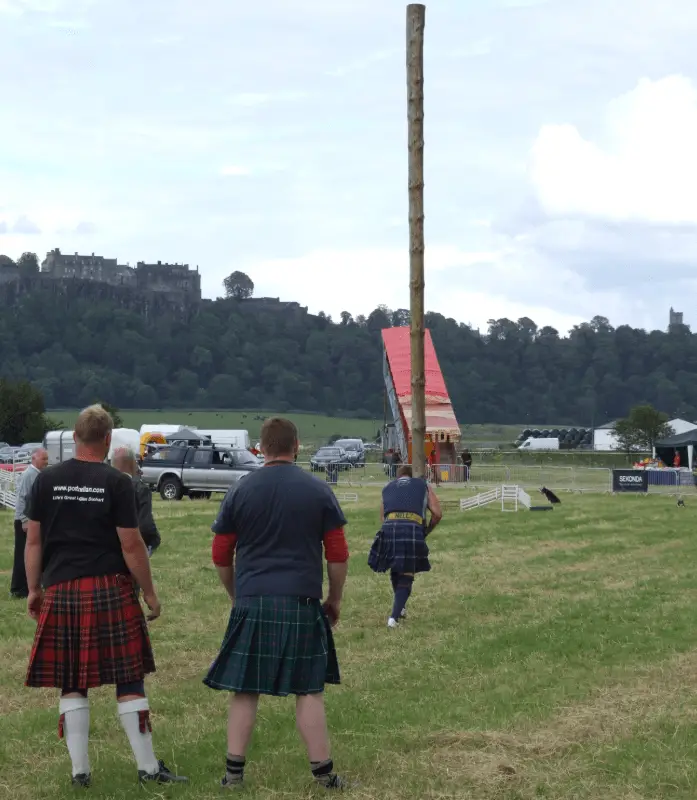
594, 417, 697, 451
593, 420, 619, 451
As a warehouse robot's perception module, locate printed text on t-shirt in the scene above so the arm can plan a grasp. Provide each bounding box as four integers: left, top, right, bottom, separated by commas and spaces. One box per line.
52, 485, 106, 502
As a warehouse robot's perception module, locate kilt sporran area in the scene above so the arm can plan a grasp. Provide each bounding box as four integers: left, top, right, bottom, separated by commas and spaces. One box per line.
204, 595, 340, 696
368, 521, 431, 575
26, 573, 155, 690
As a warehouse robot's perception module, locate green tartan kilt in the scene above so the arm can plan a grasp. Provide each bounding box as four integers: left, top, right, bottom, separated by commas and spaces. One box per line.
204, 596, 340, 696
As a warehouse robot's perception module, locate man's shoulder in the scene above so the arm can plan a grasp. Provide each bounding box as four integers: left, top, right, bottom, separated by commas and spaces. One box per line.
292, 469, 341, 504
247, 465, 334, 497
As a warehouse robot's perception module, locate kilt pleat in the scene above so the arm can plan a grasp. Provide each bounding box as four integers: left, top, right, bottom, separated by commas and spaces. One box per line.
25, 574, 155, 690
368, 521, 431, 574
204, 596, 340, 696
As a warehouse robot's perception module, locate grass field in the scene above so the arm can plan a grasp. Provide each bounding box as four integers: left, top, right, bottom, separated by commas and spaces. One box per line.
49, 409, 383, 448
2, 488, 697, 799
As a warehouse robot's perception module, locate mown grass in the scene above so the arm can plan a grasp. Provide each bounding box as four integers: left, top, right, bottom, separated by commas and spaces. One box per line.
2, 489, 697, 799
48, 409, 383, 448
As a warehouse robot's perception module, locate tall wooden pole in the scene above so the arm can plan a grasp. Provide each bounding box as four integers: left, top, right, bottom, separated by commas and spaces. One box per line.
407, 3, 426, 477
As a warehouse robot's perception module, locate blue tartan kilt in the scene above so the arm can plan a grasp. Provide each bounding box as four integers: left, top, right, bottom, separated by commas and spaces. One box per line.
368, 521, 431, 575
203, 596, 340, 697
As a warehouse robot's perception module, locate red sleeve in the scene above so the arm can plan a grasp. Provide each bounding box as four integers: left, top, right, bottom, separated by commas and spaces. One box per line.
212, 533, 238, 567
323, 528, 349, 563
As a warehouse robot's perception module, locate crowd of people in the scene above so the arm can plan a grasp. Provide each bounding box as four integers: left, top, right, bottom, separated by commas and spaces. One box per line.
8, 406, 442, 791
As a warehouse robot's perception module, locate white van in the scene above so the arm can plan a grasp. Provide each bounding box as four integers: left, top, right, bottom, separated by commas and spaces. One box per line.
518, 437, 560, 451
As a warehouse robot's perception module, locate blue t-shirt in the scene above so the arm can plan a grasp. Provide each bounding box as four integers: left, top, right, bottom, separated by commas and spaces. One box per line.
212, 462, 347, 599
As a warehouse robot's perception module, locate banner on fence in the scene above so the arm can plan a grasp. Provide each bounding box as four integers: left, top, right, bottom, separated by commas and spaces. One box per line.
612, 469, 648, 493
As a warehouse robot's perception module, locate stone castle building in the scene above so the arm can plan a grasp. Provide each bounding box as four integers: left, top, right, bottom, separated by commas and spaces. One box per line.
39, 249, 201, 300
669, 307, 684, 328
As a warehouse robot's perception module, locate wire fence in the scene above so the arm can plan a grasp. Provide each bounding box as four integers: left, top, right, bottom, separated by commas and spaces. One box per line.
293, 461, 616, 493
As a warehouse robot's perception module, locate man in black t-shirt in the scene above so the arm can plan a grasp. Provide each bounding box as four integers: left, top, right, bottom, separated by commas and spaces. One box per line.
24, 404, 187, 789
205, 417, 350, 790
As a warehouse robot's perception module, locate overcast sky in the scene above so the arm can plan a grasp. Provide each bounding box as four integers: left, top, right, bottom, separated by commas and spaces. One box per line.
1, 0, 697, 334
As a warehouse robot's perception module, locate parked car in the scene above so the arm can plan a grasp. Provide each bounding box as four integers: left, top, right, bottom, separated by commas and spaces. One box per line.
140, 445, 261, 500
333, 439, 366, 466
310, 446, 351, 472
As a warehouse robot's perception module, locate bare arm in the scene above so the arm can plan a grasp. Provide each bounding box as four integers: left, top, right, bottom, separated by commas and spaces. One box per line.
25, 521, 42, 592
426, 485, 442, 534
326, 561, 348, 604
216, 563, 235, 601
212, 534, 237, 602
117, 526, 155, 598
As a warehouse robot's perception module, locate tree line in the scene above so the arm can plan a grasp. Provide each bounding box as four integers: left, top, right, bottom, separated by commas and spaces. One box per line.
0, 258, 694, 425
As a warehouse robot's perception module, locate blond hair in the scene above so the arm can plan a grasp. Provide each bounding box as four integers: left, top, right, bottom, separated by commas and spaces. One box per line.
74, 404, 114, 446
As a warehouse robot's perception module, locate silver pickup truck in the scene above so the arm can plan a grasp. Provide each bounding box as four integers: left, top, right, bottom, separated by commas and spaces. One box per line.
141, 445, 261, 500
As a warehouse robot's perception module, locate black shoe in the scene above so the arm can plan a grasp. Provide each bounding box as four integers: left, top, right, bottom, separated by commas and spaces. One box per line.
138, 760, 188, 784
71, 773, 91, 788
221, 775, 244, 790
317, 773, 349, 790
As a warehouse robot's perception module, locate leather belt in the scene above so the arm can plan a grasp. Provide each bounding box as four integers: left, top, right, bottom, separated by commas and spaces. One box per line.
385, 512, 424, 524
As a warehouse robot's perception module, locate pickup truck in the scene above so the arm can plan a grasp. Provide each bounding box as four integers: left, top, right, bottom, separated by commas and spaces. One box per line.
141, 445, 261, 500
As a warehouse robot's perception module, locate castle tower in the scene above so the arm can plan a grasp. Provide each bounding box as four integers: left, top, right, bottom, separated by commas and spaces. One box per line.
669, 307, 685, 331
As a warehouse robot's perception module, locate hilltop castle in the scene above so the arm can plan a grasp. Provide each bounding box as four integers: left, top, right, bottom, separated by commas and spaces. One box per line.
41, 249, 201, 300
0, 248, 201, 303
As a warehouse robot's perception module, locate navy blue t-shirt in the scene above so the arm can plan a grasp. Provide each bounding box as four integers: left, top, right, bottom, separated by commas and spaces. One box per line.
382, 476, 428, 523
212, 462, 347, 599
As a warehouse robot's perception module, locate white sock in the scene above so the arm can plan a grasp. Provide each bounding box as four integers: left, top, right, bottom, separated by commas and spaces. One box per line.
118, 697, 159, 775
59, 697, 91, 777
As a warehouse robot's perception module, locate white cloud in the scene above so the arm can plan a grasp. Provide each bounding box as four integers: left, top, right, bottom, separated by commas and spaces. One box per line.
530, 75, 697, 224
220, 165, 250, 176
220, 244, 588, 333
3, 0, 697, 334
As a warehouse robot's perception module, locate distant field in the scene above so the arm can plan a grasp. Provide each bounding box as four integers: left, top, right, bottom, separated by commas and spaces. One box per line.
48, 412, 565, 447
48, 412, 635, 465
49, 409, 383, 448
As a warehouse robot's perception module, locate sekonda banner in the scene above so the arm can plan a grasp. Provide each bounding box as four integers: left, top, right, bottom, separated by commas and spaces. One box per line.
612, 470, 649, 493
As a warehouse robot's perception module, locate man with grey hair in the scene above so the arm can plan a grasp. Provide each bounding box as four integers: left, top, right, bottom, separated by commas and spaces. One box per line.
10, 447, 48, 598
112, 446, 161, 557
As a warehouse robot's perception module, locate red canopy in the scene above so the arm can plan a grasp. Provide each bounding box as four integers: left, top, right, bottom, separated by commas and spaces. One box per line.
382, 327, 460, 437
381, 327, 449, 401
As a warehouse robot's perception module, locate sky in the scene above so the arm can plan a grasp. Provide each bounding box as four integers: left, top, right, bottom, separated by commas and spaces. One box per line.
2, 0, 697, 334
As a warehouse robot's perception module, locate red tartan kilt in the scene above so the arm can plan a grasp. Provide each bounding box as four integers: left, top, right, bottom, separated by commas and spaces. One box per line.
26, 573, 156, 690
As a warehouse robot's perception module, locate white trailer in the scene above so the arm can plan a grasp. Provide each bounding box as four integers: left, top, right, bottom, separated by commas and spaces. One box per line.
139, 423, 188, 437
44, 430, 76, 465
195, 429, 250, 449
45, 428, 141, 465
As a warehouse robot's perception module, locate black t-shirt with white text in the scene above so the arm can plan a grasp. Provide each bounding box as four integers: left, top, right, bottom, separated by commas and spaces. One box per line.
27, 459, 138, 588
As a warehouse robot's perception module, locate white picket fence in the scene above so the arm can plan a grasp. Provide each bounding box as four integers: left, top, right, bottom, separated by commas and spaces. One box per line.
460, 484, 532, 513
0, 469, 18, 510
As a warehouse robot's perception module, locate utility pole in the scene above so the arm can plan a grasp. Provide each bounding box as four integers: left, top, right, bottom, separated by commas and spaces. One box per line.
407, 3, 426, 477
